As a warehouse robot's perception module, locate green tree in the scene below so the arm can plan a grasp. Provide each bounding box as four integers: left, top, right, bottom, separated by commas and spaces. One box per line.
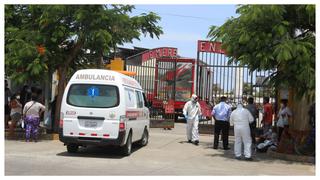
212, 83, 223, 94
243, 82, 252, 95
5, 5, 163, 131
207, 5, 315, 101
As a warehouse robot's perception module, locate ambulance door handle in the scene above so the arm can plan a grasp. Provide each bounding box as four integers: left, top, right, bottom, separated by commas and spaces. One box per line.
129, 118, 137, 121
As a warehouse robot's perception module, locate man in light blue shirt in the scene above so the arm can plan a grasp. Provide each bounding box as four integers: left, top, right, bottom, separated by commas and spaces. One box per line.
212, 96, 232, 150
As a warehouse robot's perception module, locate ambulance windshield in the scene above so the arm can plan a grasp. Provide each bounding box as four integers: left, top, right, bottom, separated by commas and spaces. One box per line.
67, 84, 119, 108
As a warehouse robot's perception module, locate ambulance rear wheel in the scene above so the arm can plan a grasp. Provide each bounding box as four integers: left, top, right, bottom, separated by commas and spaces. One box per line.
67, 144, 78, 153
121, 133, 132, 156
138, 128, 149, 146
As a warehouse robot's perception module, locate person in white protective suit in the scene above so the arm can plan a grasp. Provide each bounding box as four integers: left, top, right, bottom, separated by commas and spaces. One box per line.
183, 94, 202, 145
230, 103, 254, 160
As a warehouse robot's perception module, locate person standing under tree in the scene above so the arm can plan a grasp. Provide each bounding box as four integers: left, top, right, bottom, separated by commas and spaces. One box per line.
276, 99, 292, 142
5, 80, 12, 129
23, 89, 45, 142
9, 94, 22, 137
230, 103, 254, 160
262, 97, 273, 134
212, 96, 232, 150
246, 96, 259, 145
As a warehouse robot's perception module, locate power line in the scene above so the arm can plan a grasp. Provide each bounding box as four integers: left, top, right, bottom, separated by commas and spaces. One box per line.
134, 8, 226, 22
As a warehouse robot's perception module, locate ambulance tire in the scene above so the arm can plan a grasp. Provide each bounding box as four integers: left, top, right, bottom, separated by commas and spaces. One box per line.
67, 144, 78, 153
174, 114, 179, 122
121, 132, 132, 156
138, 128, 149, 146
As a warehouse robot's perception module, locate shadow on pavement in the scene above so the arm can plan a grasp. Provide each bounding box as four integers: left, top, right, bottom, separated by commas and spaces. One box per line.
56, 143, 143, 159
199, 141, 312, 165
178, 140, 190, 144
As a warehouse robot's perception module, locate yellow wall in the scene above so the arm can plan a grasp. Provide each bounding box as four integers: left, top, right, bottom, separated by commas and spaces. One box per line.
105, 57, 124, 71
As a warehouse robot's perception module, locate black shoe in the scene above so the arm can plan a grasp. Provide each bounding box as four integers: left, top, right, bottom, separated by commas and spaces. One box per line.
188, 140, 192, 143
193, 140, 199, 146
213, 146, 218, 149
235, 156, 242, 160
223, 147, 230, 150
245, 157, 253, 161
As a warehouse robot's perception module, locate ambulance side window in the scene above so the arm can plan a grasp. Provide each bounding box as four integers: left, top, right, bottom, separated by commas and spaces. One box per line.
135, 91, 144, 108
125, 88, 136, 108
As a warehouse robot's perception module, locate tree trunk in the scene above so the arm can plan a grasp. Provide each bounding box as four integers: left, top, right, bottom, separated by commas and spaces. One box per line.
53, 66, 67, 132
53, 37, 84, 132
290, 93, 313, 131
96, 53, 104, 69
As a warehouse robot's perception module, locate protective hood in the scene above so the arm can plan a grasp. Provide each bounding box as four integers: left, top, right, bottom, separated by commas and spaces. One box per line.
237, 103, 244, 109
230, 102, 254, 126
191, 94, 198, 103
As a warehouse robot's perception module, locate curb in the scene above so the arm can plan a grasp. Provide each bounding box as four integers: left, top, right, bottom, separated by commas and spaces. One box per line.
267, 150, 315, 164
5, 132, 59, 141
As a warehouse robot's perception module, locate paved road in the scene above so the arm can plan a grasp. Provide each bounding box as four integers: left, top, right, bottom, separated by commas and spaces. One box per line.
5, 123, 315, 175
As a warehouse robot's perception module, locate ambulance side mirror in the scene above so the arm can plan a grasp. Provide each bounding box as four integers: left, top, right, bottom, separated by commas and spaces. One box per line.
142, 93, 152, 108
145, 101, 152, 108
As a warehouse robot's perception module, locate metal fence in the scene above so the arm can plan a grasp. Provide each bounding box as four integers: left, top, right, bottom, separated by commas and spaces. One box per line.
126, 58, 176, 128
196, 42, 276, 130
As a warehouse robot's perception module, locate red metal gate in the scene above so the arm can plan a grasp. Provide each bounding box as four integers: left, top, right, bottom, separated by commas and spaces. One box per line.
125, 47, 179, 128
156, 58, 195, 121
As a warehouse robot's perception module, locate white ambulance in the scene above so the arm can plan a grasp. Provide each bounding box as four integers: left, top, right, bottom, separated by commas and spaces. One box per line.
59, 69, 150, 156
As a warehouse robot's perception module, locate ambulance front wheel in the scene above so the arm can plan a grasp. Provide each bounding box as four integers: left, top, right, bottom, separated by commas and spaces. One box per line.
67, 144, 79, 153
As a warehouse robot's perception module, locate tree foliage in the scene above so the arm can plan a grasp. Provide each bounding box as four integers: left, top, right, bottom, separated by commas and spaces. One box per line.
208, 5, 315, 100
5, 5, 163, 131
5, 5, 163, 82
242, 82, 252, 95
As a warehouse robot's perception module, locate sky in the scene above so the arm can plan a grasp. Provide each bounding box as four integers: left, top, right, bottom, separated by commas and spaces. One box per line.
123, 4, 238, 59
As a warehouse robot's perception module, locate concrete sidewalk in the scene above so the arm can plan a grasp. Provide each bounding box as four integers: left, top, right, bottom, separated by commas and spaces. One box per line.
5, 123, 315, 175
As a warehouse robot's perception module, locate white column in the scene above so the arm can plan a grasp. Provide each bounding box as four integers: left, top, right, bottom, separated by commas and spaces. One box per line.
234, 68, 243, 103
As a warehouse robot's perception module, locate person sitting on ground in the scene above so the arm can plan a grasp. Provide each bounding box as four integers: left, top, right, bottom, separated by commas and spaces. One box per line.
256, 126, 278, 152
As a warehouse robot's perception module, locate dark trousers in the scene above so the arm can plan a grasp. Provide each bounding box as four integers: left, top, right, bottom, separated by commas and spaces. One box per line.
278, 127, 284, 142
214, 120, 229, 148
250, 121, 256, 144
278, 125, 289, 142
